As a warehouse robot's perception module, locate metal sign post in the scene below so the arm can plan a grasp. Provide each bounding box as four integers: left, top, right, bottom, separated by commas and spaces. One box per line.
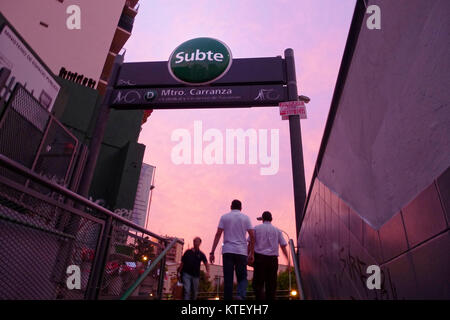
77, 54, 124, 198
285, 48, 307, 242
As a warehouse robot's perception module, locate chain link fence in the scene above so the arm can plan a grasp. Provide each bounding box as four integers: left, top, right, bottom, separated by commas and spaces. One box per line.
0, 78, 182, 300
0, 84, 78, 189
0, 158, 104, 299
0, 154, 178, 300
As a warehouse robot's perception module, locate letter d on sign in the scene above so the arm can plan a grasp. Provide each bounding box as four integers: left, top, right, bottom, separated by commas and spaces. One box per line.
66, 265, 81, 290
366, 265, 381, 290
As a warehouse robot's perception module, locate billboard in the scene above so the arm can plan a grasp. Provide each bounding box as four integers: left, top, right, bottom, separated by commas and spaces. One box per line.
0, 25, 60, 111
131, 163, 156, 228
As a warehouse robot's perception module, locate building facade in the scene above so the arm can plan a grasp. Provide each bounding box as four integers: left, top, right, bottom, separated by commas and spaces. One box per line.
132, 163, 156, 228
0, 0, 139, 94
0, 0, 147, 213
165, 237, 184, 264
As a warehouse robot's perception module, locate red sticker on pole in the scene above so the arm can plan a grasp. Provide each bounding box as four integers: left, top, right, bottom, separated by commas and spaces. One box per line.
279, 101, 307, 119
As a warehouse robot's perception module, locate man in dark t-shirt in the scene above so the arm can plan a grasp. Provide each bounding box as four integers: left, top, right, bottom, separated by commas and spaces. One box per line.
177, 237, 209, 300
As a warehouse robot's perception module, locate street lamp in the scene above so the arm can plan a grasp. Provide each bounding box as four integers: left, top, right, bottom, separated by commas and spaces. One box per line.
298, 95, 311, 103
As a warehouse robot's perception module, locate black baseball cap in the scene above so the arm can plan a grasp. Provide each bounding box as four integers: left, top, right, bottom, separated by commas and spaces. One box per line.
257, 211, 272, 221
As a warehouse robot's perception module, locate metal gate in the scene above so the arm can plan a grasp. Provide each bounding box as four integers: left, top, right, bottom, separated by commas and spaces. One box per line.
0, 81, 78, 189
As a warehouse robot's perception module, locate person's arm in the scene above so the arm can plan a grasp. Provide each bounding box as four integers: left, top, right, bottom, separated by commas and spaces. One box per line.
210, 228, 223, 264
247, 229, 255, 265
281, 244, 289, 262
203, 257, 210, 277
279, 231, 289, 263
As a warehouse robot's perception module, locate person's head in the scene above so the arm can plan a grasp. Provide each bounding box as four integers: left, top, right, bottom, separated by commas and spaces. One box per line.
257, 211, 273, 222
193, 237, 201, 250
230, 199, 242, 211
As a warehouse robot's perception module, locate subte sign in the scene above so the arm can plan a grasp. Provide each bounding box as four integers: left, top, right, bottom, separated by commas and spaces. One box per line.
168, 37, 233, 85
111, 37, 289, 109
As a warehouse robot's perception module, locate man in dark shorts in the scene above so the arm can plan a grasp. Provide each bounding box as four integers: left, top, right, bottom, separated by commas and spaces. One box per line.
177, 237, 209, 300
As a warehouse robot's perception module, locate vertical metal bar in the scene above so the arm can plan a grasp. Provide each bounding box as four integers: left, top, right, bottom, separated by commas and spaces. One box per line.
0, 76, 15, 128
0, 68, 11, 118
84, 219, 105, 300
46, 116, 80, 188
69, 145, 88, 192
20, 116, 52, 207
289, 239, 305, 300
86, 215, 113, 300
284, 48, 307, 242
0, 68, 11, 102
29, 117, 52, 173
0, 77, 15, 129
157, 240, 167, 300
77, 54, 124, 198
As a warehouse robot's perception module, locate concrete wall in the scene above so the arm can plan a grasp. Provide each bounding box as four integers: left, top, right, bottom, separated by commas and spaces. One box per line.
318, 0, 450, 229
299, 0, 450, 299
300, 171, 449, 299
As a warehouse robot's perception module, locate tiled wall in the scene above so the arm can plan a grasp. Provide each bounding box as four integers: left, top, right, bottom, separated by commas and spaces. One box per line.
298, 166, 450, 299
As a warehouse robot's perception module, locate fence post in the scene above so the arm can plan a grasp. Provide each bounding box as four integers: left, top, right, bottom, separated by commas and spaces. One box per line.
85, 215, 113, 300
77, 54, 123, 199
0, 67, 11, 93
157, 240, 168, 300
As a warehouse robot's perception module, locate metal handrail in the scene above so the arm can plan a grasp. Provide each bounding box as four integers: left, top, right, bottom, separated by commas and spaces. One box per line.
120, 237, 179, 300
0, 153, 182, 245
289, 239, 305, 299
0, 212, 75, 240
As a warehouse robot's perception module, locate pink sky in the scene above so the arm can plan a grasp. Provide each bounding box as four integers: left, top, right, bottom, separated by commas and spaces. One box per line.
124, 0, 356, 265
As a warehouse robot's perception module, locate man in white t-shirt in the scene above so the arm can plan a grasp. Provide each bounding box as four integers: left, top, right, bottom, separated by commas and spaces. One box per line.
210, 199, 255, 300
252, 211, 288, 300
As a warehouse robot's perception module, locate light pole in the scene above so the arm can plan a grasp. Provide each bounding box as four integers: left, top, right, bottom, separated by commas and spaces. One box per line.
285, 48, 307, 241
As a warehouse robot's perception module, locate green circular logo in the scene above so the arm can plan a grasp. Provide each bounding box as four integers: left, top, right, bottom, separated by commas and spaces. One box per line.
168, 37, 232, 85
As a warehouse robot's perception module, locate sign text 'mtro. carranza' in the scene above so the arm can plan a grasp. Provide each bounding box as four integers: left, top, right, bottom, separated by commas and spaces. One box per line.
111, 85, 287, 109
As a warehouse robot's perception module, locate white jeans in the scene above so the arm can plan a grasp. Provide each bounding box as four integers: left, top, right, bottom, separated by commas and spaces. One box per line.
182, 272, 200, 300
